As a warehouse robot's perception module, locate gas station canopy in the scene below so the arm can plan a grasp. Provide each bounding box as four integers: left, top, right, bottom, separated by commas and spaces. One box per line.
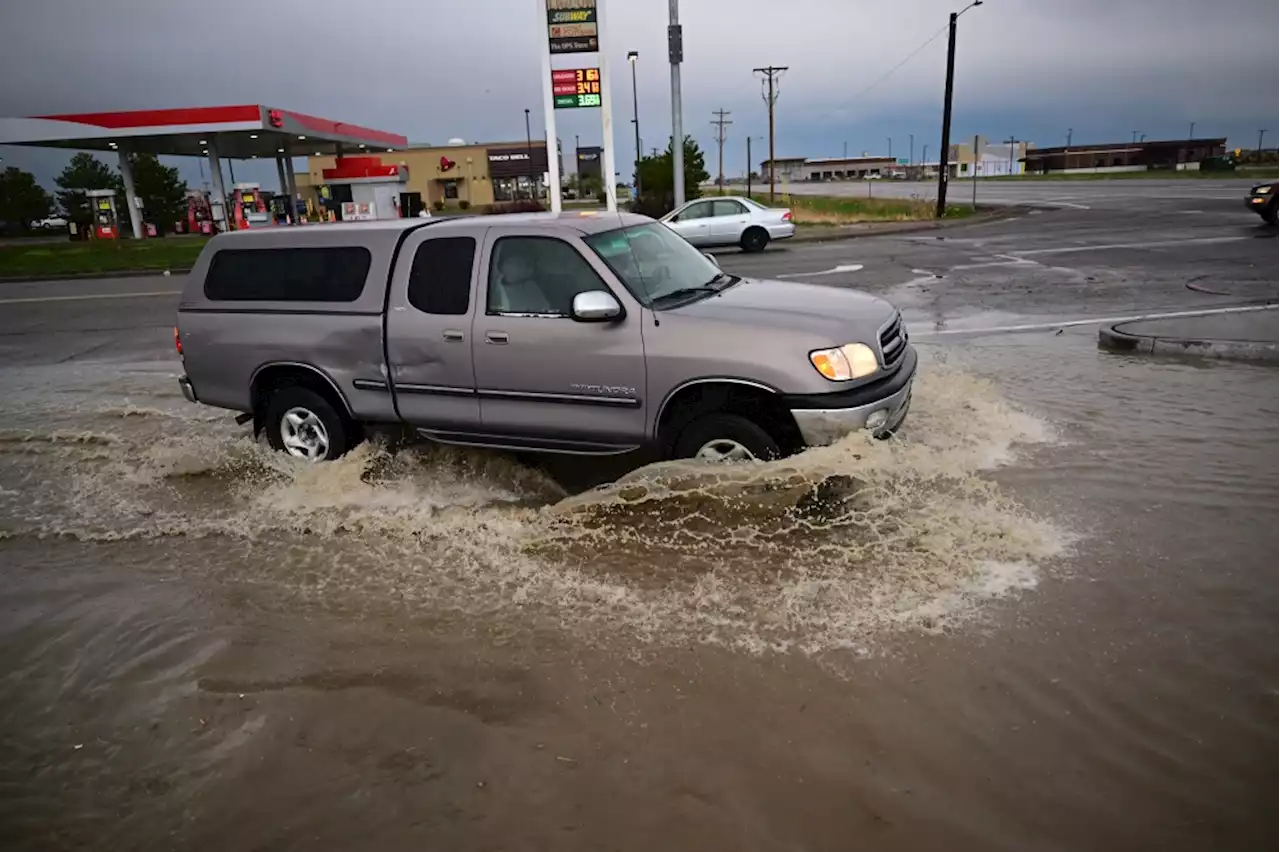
0, 104, 407, 158
0, 105, 408, 237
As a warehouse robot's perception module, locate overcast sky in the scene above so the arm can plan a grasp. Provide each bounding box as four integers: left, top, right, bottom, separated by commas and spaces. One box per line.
1, 0, 1276, 190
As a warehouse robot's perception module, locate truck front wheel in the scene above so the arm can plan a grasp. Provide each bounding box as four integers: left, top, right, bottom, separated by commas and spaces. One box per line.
673, 413, 780, 462
264, 386, 350, 461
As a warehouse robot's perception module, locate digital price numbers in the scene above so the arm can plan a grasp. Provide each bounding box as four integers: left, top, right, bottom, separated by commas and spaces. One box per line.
551, 68, 602, 109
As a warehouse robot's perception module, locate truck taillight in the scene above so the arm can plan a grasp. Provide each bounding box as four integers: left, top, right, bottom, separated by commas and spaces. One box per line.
782, 210, 792, 221
174, 326, 183, 356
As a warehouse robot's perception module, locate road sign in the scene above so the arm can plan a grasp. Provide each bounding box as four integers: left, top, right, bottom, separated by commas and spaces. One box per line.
546, 0, 598, 54
551, 68, 602, 109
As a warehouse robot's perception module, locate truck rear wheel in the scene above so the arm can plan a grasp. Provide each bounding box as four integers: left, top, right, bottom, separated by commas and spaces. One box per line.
264, 386, 350, 461
673, 413, 780, 462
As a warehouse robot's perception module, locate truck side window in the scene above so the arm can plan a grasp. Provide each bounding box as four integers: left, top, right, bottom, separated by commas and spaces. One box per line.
204, 247, 370, 302
487, 237, 605, 317
407, 237, 476, 315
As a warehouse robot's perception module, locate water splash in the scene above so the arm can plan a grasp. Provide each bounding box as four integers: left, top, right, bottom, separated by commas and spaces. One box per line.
3, 365, 1068, 654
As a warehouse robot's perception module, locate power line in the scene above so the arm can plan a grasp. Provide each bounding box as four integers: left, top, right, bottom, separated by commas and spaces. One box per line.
846, 23, 950, 106
711, 109, 733, 191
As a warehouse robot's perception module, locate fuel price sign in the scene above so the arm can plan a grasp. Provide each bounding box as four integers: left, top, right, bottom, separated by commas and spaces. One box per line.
551, 68, 602, 109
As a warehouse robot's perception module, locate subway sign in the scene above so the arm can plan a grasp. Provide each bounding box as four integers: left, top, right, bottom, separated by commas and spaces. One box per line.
546, 0, 598, 54
551, 68, 602, 109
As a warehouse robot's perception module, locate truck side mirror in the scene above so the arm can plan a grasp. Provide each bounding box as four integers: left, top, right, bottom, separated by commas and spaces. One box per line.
572, 290, 623, 322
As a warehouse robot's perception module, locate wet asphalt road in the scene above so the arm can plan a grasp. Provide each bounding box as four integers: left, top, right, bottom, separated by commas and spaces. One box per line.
784, 175, 1271, 211
2, 183, 1275, 369
0, 185, 1276, 852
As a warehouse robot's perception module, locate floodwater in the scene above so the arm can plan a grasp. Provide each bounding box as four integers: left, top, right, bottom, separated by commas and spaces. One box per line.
0, 328, 1274, 851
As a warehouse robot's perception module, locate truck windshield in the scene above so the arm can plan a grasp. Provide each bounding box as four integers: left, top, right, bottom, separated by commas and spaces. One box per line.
584, 222, 728, 308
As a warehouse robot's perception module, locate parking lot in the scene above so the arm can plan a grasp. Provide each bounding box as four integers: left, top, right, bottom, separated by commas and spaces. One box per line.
0, 184, 1275, 851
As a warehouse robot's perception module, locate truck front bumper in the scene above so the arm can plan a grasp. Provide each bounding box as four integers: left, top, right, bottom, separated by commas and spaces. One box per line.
178, 376, 198, 404
785, 346, 916, 445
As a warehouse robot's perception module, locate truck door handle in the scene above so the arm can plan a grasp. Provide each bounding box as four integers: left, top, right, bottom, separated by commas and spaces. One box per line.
485, 331, 509, 345
442, 329, 465, 342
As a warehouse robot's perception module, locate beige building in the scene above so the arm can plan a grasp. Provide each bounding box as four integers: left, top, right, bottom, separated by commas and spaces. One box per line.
303, 140, 553, 216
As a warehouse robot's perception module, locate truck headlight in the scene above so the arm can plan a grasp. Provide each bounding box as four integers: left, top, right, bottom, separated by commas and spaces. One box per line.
809, 343, 879, 381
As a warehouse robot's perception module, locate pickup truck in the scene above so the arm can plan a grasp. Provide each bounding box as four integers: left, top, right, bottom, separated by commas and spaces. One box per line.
176, 212, 915, 463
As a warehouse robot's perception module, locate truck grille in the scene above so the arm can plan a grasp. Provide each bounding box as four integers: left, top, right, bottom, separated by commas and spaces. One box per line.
878, 313, 907, 368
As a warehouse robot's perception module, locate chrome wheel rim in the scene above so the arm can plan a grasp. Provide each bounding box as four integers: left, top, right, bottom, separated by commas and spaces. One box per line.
695, 438, 755, 463
279, 407, 329, 461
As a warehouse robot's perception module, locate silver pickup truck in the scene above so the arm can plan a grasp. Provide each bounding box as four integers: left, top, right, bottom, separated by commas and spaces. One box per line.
175, 212, 915, 462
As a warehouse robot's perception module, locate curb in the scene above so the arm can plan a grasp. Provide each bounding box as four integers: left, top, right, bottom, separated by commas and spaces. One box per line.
1098, 323, 1279, 364
0, 268, 191, 284
787, 206, 1026, 244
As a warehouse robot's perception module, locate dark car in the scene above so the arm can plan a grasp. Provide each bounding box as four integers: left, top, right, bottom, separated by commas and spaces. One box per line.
1245, 181, 1277, 225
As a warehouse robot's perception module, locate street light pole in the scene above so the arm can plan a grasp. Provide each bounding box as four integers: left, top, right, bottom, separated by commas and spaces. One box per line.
524, 108, 533, 199
887, 136, 892, 160
668, 0, 685, 206
935, 1, 981, 219
628, 51, 641, 197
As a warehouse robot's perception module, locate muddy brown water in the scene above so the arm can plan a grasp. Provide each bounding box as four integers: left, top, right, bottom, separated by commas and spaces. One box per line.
0, 328, 1274, 851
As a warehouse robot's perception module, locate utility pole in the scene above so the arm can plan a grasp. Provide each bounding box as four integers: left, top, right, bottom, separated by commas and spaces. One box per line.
668, 0, 685, 206
972, 133, 979, 208
1131, 130, 1139, 144
1004, 135, 1018, 175
843, 140, 848, 159
746, 136, 753, 198
754, 64, 788, 203
711, 109, 732, 192
1066, 128, 1072, 147
1258, 128, 1267, 155
628, 52, 641, 197
1188, 121, 1195, 140
910, 133, 914, 166
887, 137, 893, 160
935, 2, 981, 219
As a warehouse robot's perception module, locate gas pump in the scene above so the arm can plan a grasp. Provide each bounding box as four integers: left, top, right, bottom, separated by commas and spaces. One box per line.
177, 190, 215, 235
269, 193, 293, 225
229, 183, 270, 229
85, 189, 118, 240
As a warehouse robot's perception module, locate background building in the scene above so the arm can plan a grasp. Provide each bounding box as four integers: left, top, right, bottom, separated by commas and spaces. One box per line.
576, 145, 603, 184
304, 139, 552, 215
951, 136, 1029, 177
759, 157, 807, 183
1023, 138, 1227, 174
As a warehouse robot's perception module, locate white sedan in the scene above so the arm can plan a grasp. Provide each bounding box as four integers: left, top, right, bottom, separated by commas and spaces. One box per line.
660, 196, 795, 252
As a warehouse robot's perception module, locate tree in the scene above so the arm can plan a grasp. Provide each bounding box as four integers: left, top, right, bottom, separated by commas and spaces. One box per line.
631, 135, 710, 218
55, 153, 122, 226
0, 167, 53, 231
129, 153, 187, 234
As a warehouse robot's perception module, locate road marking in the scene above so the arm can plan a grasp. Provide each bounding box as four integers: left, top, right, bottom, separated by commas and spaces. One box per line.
1010, 235, 1247, 256
898, 269, 942, 288
776, 263, 864, 278
0, 290, 181, 305
914, 304, 1277, 338
950, 254, 1041, 270
1038, 199, 1092, 210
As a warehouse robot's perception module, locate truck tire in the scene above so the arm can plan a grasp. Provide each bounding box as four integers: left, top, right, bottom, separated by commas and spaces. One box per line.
264, 386, 350, 461
740, 227, 770, 253
673, 413, 780, 462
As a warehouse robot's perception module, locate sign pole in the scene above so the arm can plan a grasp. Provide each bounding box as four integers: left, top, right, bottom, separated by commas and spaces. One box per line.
596, 0, 617, 212
538, 0, 563, 213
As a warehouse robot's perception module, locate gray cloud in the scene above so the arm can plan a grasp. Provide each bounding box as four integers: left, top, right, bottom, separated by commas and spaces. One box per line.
2, 0, 1276, 185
